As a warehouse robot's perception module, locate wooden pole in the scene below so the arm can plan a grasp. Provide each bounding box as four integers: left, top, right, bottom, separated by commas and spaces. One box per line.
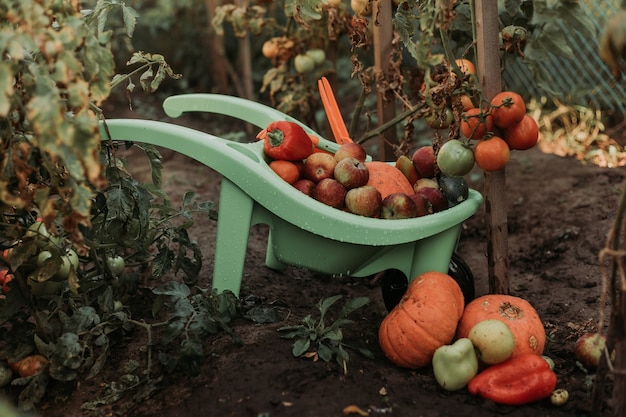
204, 0, 231, 93
474, 0, 509, 294
372, 0, 397, 161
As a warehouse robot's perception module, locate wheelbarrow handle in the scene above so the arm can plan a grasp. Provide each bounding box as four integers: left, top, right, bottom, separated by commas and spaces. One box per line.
162, 94, 342, 155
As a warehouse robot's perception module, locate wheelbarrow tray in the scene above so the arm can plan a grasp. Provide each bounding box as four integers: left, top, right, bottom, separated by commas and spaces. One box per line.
99, 94, 483, 296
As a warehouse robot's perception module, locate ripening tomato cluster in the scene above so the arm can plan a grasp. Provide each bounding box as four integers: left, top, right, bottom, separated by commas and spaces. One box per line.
436, 90, 539, 178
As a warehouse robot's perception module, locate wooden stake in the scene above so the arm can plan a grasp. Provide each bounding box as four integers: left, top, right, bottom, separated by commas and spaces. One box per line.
372, 0, 397, 161
474, 0, 509, 294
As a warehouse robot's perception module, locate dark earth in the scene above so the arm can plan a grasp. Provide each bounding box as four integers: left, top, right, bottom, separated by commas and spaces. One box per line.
35, 91, 624, 417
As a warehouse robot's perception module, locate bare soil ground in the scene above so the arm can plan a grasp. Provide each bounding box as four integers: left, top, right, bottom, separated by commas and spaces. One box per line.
36, 94, 625, 417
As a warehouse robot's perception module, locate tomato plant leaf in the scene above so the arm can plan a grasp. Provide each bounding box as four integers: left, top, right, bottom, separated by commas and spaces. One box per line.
121, 4, 139, 37
17, 372, 48, 412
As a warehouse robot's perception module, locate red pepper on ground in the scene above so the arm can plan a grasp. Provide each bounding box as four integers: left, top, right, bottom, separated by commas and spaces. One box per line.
467, 353, 557, 405
258, 121, 313, 161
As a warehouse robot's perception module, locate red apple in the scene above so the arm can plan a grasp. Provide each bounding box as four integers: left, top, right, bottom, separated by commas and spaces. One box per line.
413, 177, 439, 193
574, 333, 611, 371
334, 142, 367, 162
293, 179, 316, 196
334, 157, 369, 189
415, 186, 448, 213
380, 193, 417, 219
345, 185, 382, 217
409, 193, 431, 217
303, 153, 337, 183
411, 145, 436, 179
313, 178, 347, 209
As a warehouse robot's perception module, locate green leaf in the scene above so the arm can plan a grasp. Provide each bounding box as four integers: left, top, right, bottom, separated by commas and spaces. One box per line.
0, 62, 13, 117
65, 307, 101, 334
339, 296, 369, 317
152, 281, 191, 298
291, 338, 310, 357
17, 372, 48, 411
317, 342, 334, 362
318, 295, 342, 318
139, 66, 154, 92
121, 5, 139, 37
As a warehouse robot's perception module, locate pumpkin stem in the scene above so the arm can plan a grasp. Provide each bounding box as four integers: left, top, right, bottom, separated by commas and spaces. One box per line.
499, 302, 523, 319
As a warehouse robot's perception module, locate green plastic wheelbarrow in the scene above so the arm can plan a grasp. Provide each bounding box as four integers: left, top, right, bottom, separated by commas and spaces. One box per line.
99, 94, 483, 297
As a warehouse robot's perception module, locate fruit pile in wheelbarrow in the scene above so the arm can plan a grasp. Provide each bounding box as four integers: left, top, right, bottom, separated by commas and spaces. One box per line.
257, 78, 469, 220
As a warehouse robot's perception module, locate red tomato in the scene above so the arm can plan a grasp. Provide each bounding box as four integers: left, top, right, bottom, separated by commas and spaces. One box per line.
504, 114, 539, 150
1, 271, 13, 293
474, 136, 511, 172
490, 91, 526, 128
461, 108, 493, 140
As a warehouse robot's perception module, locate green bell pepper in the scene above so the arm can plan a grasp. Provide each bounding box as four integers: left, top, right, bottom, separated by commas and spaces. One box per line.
432, 338, 479, 391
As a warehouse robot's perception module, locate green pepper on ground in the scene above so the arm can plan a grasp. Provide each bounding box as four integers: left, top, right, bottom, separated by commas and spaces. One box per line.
432, 338, 479, 391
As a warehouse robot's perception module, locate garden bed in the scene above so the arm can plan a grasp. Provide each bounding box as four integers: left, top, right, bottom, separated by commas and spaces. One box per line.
36, 94, 623, 417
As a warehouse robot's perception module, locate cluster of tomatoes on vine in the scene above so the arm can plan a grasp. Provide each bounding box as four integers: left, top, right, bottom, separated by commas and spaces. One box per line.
420, 59, 539, 178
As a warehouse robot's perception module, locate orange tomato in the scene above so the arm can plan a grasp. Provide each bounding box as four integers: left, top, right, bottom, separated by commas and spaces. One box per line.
456, 94, 475, 111
504, 114, 539, 151
269, 160, 301, 185
474, 136, 511, 172
455, 59, 477, 75
10, 355, 49, 378
262, 38, 279, 59
490, 91, 526, 128
461, 108, 494, 140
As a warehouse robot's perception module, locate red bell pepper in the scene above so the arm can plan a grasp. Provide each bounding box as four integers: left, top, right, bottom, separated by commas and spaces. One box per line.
468, 353, 557, 405
258, 121, 313, 161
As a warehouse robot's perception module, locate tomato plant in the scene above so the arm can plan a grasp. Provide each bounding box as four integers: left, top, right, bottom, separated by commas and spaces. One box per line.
504, 114, 539, 151
490, 91, 526, 128
474, 137, 511, 172
436, 140, 475, 177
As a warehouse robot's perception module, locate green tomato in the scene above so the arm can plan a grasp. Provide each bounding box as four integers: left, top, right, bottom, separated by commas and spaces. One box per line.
294, 54, 315, 74
27, 277, 61, 297
550, 388, 568, 406
25, 222, 50, 248
106, 256, 125, 276
25, 222, 63, 249
56, 249, 79, 280
305, 49, 326, 65
37, 250, 53, 266
436, 139, 475, 177
425, 107, 453, 129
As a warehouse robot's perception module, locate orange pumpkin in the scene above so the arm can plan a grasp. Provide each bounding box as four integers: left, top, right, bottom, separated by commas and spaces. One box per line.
378, 271, 465, 369
365, 161, 415, 200
456, 294, 546, 357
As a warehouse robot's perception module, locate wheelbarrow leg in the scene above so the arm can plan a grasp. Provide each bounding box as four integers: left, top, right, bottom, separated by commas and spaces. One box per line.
212, 178, 254, 297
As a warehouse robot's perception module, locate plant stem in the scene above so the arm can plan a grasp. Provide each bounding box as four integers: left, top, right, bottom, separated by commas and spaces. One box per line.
356, 105, 423, 144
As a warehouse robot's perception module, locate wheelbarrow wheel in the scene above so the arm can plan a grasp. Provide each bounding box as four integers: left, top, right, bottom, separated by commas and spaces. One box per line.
380, 252, 475, 312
